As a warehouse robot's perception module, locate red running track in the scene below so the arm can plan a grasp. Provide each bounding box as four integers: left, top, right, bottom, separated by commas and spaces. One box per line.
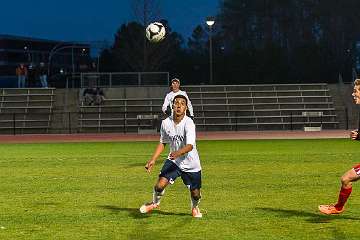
0, 130, 350, 144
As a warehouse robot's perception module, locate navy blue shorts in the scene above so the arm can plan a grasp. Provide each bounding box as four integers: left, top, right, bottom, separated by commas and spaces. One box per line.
159, 160, 202, 190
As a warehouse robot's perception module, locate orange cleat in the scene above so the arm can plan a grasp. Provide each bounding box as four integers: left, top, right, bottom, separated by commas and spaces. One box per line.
318, 204, 344, 215
192, 207, 203, 218
139, 202, 158, 214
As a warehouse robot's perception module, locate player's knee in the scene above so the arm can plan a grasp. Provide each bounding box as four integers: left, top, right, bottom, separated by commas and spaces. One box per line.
340, 175, 352, 186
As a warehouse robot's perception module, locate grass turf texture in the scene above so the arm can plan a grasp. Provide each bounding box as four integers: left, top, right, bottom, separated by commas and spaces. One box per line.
0, 139, 360, 239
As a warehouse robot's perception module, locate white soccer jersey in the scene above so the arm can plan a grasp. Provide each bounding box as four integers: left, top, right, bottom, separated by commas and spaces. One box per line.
162, 90, 194, 117
160, 115, 201, 172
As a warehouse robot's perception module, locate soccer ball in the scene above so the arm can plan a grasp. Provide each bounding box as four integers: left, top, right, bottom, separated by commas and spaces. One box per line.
146, 22, 166, 43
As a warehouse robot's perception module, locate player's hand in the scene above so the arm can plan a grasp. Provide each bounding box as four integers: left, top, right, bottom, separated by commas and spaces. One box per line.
145, 159, 155, 173
169, 151, 181, 160
350, 129, 359, 140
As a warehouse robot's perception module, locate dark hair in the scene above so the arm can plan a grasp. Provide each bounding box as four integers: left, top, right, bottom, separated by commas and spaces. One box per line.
173, 94, 188, 105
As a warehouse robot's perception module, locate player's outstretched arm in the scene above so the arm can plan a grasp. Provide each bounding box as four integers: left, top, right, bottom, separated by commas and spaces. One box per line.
169, 144, 193, 160
162, 94, 170, 114
350, 129, 359, 140
145, 143, 166, 173
183, 91, 194, 117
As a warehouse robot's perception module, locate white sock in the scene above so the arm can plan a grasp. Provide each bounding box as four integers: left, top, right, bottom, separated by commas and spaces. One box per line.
153, 189, 165, 205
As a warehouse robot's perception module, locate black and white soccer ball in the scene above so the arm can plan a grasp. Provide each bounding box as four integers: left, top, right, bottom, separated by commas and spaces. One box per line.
145, 22, 166, 43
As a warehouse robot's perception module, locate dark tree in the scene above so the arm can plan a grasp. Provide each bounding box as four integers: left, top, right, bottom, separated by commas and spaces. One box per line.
100, 21, 185, 73
217, 0, 360, 83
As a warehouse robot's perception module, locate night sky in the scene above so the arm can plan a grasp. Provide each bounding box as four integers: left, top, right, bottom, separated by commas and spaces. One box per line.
0, 0, 219, 43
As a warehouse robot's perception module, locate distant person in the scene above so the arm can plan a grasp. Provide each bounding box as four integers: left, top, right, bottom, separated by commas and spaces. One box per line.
318, 79, 360, 215
27, 64, 36, 87
140, 94, 203, 218
83, 87, 96, 106
82, 87, 105, 106
38, 62, 48, 88
162, 78, 194, 118
16, 63, 27, 88
93, 87, 105, 105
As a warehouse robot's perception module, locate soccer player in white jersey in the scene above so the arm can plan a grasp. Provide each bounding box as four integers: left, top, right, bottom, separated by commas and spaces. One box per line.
162, 78, 194, 118
140, 94, 202, 218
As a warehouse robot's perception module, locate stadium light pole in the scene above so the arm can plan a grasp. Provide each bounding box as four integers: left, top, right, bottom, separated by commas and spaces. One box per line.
24, 46, 31, 63
206, 17, 215, 85
47, 44, 88, 76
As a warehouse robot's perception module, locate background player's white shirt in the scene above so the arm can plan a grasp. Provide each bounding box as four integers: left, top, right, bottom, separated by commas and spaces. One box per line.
162, 90, 194, 117
160, 115, 201, 172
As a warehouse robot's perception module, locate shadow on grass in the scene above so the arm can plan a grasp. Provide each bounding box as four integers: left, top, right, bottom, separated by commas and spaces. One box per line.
256, 207, 360, 223
97, 205, 188, 219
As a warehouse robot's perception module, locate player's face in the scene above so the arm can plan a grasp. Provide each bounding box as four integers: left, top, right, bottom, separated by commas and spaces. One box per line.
173, 98, 187, 117
171, 81, 180, 91
352, 86, 360, 105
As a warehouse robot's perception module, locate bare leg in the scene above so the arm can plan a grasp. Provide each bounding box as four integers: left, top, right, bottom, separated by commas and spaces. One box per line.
140, 177, 169, 213
190, 188, 202, 217
153, 177, 169, 205
190, 188, 201, 208
340, 168, 360, 189
334, 168, 360, 210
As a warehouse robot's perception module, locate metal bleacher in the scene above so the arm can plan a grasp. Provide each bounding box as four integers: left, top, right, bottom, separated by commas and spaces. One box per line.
0, 88, 55, 134
79, 98, 163, 133
78, 83, 339, 133
183, 83, 338, 131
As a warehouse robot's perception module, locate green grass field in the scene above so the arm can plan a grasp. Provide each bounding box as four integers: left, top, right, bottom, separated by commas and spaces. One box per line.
0, 139, 360, 239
